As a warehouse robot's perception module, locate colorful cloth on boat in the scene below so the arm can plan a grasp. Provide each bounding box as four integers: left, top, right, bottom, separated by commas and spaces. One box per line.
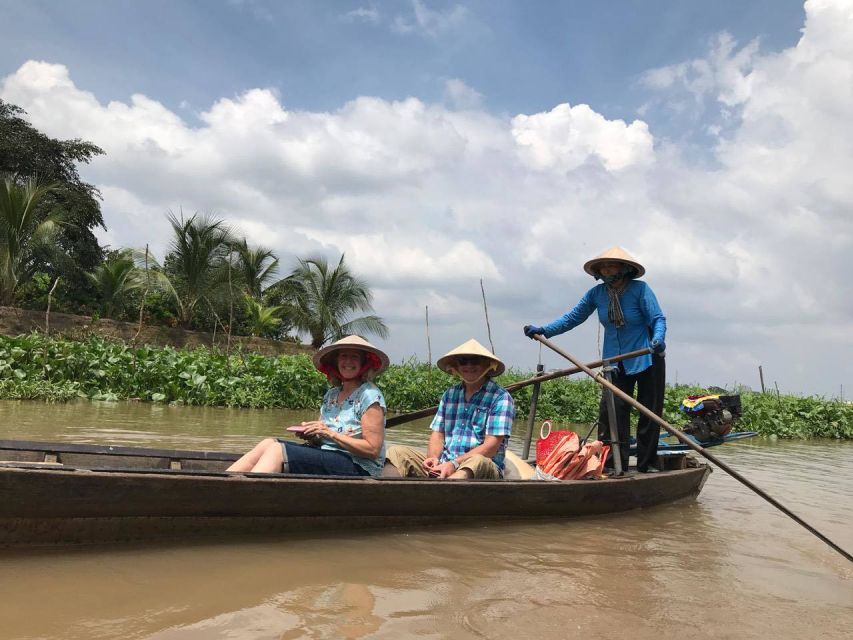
318, 381, 386, 477
541, 280, 666, 375
430, 379, 514, 475
681, 395, 720, 413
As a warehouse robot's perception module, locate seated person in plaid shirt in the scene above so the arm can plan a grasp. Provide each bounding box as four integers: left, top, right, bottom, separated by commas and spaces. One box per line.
387, 339, 515, 480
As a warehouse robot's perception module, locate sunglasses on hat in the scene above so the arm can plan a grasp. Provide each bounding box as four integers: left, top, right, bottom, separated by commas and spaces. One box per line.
456, 356, 485, 366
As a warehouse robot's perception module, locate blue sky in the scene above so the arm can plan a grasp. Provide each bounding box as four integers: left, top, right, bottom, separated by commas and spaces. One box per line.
2, 1, 804, 122
1, 0, 850, 397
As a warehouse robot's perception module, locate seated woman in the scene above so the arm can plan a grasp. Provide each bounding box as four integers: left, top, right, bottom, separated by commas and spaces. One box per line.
227, 336, 389, 477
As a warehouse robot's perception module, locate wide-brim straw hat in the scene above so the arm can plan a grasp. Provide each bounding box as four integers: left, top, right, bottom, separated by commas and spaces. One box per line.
583, 246, 646, 278
436, 338, 506, 377
312, 335, 390, 377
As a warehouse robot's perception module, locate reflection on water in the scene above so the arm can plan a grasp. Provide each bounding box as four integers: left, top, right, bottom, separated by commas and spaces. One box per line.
1, 400, 852, 639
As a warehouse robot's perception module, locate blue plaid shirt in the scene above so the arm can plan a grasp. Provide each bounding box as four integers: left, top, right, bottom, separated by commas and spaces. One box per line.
430, 379, 515, 473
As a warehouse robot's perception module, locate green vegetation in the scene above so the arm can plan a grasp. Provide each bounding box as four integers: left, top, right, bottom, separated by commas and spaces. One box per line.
273, 255, 389, 349
1, 333, 850, 439
1, 100, 386, 348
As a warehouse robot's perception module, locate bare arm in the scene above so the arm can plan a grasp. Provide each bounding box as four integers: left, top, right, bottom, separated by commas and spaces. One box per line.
300, 403, 385, 458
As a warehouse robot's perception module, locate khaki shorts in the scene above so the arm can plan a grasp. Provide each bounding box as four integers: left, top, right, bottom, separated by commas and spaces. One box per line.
386, 445, 501, 480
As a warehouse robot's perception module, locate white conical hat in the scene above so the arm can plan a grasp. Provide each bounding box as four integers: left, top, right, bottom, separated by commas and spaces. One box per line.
583, 246, 645, 278
436, 338, 505, 376
312, 335, 390, 376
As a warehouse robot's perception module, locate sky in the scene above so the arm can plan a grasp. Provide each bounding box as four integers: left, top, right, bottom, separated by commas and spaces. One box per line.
1, 0, 851, 398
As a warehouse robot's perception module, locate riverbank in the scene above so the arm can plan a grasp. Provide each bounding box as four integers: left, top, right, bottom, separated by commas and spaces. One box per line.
1, 333, 850, 438
0, 306, 312, 357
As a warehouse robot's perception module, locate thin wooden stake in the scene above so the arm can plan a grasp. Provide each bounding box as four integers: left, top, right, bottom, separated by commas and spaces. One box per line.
759, 365, 766, 393
134, 244, 150, 343
425, 305, 432, 369
480, 278, 494, 354
45, 276, 60, 334
226, 254, 234, 354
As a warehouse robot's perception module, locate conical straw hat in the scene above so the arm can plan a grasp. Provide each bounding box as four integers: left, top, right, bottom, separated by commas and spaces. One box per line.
436, 339, 505, 376
583, 246, 645, 278
313, 335, 390, 376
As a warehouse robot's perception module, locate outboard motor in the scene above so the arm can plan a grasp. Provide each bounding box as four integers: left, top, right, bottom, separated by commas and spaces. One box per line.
679, 394, 742, 441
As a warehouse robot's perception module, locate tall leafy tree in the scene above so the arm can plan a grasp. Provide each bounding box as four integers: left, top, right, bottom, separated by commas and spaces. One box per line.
0, 99, 106, 307
86, 249, 142, 318
280, 254, 389, 349
159, 212, 233, 328
0, 176, 64, 305
232, 239, 279, 299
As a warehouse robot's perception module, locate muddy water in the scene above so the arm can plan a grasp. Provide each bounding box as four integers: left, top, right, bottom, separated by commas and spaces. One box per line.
1, 400, 851, 640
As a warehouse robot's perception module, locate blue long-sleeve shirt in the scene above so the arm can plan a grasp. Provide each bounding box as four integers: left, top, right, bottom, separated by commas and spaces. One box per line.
542, 280, 666, 375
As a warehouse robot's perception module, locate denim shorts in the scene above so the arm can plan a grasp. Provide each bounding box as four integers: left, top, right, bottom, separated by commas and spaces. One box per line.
278, 440, 369, 477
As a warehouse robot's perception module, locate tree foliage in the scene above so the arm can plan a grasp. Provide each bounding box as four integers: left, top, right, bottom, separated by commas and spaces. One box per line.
156, 212, 234, 327
0, 176, 65, 305
0, 99, 105, 307
232, 238, 278, 299
86, 249, 142, 318
277, 254, 389, 348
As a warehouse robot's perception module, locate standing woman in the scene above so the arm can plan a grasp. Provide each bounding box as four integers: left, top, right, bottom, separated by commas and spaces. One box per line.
227, 336, 389, 477
523, 246, 666, 473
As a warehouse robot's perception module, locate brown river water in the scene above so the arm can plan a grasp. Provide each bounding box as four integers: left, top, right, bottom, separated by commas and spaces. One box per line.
1, 400, 851, 640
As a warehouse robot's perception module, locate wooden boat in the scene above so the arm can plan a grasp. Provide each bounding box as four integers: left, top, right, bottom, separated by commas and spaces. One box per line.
629, 430, 758, 454
0, 439, 711, 547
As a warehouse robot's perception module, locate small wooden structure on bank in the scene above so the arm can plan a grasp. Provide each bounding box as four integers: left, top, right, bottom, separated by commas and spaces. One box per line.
0, 439, 709, 547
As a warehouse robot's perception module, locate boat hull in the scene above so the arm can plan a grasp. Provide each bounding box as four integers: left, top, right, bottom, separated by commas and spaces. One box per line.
0, 440, 711, 546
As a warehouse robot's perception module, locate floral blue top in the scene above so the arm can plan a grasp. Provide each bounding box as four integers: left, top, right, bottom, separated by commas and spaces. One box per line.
319, 381, 386, 477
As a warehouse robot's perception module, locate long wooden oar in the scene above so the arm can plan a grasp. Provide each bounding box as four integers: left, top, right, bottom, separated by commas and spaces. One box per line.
534, 335, 853, 563
385, 347, 651, 428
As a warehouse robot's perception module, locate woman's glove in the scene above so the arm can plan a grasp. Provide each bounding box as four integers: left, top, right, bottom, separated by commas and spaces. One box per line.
650, 338, 666, 354
524, 325, 545, 339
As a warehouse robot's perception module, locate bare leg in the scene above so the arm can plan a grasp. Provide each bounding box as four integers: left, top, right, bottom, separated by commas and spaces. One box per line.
227, 438, 284, 472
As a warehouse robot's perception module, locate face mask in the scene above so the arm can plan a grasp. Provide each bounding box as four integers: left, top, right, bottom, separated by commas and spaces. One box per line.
598, 266, 634, 283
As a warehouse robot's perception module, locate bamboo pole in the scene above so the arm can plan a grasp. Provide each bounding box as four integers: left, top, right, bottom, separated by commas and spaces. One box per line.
521, 363, 545, 460
534, 334, 853, 564
425, 305, 432, 369
386, 347, 650, 428
479, 278, 494, 354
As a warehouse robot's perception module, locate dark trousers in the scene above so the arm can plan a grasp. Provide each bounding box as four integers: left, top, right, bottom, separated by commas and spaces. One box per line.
597, 354, 666, 471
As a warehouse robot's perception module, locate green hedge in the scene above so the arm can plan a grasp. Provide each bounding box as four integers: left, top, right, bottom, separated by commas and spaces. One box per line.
1, 333, 850, 438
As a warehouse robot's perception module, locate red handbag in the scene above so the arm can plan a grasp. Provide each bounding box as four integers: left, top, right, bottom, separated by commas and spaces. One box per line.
535, 420, 578, 466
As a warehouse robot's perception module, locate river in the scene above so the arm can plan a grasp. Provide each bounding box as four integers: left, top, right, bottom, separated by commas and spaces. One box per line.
1, 399, 851, 639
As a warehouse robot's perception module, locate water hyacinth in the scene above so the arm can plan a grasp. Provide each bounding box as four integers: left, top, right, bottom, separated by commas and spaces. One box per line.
0, 333, 850, 439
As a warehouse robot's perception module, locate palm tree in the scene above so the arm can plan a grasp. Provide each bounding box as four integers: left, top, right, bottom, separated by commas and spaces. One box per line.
160, 211, 233, 327
86, 250, 142, 318
282, 254, 389, 349
232, 239, 279, 299
244, 296, 284, 337
0, 175, 63, 305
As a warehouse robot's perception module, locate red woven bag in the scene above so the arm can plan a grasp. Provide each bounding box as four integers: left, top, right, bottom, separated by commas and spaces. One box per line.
535, 420, 578, 466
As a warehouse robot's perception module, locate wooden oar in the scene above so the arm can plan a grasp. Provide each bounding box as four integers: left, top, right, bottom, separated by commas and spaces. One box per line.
385, 347, 651, 428
533, 334, 853, 564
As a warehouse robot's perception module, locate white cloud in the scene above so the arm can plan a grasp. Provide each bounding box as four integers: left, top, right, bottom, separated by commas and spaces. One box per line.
2, 0, 852, 395
392, 0, 469, 38
341, 6, 380, 24
443, 78, 483, 110
512, 103, 654, 172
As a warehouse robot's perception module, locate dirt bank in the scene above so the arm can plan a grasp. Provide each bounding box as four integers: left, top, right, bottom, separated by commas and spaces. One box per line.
0, 306, 312, 357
